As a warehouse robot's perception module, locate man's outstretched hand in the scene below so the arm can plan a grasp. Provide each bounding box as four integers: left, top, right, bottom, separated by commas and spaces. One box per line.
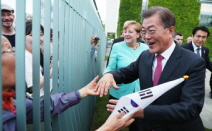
94, 73, 119, 97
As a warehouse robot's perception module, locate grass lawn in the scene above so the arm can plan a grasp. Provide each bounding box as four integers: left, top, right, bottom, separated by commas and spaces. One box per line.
90, 94, 129, 131
205, 128, 212, 131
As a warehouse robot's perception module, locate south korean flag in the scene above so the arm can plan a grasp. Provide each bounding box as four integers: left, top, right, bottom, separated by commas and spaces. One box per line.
109, 76, 188, 118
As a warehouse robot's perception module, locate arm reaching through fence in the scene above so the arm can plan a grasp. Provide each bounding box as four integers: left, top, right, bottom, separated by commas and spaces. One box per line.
1, 36, 100, 130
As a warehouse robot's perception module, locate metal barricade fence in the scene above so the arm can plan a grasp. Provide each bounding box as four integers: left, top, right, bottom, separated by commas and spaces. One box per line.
0, 0, 106, 131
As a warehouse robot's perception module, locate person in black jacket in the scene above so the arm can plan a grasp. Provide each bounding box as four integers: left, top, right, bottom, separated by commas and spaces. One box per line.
181, 26, 212, 99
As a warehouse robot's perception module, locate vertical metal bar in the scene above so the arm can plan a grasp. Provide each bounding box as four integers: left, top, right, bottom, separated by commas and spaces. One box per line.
43, 0, 52, 130
51, 0, 60, 130
0, 3, 2, 130
58, 1, 68, 131
15, 0, 26, 131
64, 2, 74, 131
67, 2, 79, 131
52, 0, 59, 95
72, 2, 80, 130
32, 0, 41, 131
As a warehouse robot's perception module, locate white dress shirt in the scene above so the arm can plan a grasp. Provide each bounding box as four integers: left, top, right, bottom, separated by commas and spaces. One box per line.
192, 42, 202, 57
152, 42, 176, 80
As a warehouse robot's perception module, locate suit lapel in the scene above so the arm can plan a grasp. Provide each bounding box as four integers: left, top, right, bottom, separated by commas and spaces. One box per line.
201, 47, 206, 58
145, 53, 155, 87
158, 44, 181, 84
188, 42, 194, 52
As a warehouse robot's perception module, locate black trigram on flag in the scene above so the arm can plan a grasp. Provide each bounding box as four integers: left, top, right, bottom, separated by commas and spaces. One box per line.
138, 89, 153, 100
118, 106, 129, 114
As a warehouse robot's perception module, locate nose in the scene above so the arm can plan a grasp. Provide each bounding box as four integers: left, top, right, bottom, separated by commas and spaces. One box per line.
198, 37, 204, 42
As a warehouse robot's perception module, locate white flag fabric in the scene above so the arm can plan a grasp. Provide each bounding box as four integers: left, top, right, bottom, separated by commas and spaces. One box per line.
109, 76, 188, 118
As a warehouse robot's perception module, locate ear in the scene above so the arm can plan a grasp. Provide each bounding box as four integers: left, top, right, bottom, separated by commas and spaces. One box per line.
168, 26, 175, 34
12, 14, 15, 19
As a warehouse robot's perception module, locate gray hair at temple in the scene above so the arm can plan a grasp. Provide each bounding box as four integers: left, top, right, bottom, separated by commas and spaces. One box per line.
141, 6, 176, 28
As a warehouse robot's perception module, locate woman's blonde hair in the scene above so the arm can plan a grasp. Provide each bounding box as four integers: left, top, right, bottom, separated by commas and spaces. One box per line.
123, 20, 142, 40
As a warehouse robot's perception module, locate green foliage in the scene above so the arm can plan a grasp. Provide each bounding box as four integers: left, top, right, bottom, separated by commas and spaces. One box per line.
148, 0, 201, 44
105, 56, 109, 61
90, 95, 110, 131
204, 27, 212, 58
205, 127, 212, 131
117, 0, 142, 37
148, 0, 212, 58
108, 33, 115, 39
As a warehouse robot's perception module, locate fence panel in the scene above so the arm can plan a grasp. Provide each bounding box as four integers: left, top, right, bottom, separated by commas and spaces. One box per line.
1, 0, 106, 130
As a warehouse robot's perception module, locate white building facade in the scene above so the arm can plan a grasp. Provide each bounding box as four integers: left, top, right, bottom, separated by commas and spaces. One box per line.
105, 0, 120, 37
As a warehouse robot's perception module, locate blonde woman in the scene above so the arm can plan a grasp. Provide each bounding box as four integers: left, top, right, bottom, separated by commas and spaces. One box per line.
104, 20, 149, 99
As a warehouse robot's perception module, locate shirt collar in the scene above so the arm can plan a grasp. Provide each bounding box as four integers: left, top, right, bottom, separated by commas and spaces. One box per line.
192, 42, 201, 50
155, 41, 176, 60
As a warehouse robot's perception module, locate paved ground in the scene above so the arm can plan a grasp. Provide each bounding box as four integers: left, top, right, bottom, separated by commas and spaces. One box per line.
103, 45, 212, 129
200, 70, 212, 129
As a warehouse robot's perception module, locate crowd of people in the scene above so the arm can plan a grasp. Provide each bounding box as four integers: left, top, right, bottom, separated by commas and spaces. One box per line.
1, 3, 212, 131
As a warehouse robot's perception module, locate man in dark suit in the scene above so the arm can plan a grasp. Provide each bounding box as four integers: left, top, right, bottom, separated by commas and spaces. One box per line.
95, 6, 205, 131
181, 26, 212, 99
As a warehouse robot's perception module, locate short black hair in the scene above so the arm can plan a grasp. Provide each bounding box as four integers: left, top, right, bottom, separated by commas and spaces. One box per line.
192, 26, 210, 37
25, 21, 44, 36
173, 32, 183, 38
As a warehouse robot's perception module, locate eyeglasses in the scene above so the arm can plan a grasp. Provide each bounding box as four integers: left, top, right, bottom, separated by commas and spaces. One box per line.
1, 47, 16, 55
140, 28, 166, 36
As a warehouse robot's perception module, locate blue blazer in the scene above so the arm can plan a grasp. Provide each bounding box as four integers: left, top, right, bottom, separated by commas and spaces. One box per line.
104, 41, 148, 98
110, 43, 205, 131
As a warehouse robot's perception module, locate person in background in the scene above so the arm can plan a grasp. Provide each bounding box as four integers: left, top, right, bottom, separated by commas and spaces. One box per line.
25, 21, 52, 97
187, 36, 192, 43
1, 4, 16, 47
173, 32, 183, 45
95, 6, 205, 131
90, 36, 100, 61
104, 20, 149, 100
181, 26, 212, 99
112, 30, 125, 44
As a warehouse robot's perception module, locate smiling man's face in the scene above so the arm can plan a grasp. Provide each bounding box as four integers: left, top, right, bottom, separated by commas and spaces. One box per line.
142, 14, 174, 54
2, 10, 15, 28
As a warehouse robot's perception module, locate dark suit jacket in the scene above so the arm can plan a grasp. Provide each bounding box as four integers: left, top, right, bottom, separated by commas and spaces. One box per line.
181, 42, 212, 71
110, 43, 205, 131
